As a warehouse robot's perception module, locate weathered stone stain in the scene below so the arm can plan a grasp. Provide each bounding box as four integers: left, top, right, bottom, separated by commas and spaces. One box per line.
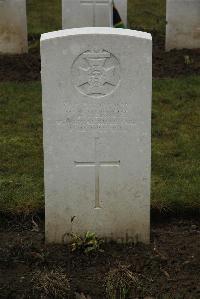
0, 0, 28, 54
193, 28, 200, 39
0, 25, 27, 53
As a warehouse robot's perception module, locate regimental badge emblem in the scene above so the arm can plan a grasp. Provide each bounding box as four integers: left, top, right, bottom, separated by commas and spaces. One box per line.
72, 49, 120, 98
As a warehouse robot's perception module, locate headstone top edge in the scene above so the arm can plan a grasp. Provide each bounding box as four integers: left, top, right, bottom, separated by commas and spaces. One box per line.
41, 27, 152, 43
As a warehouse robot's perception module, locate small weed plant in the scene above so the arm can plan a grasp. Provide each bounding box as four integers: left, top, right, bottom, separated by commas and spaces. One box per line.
69, 231, 104, 254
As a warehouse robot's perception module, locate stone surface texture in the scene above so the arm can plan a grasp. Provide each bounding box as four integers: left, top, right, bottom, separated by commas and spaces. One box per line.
0, 0, 28, 54
62, 0, 113, 28
166, 0, 200, 50
41, 28, 152, 244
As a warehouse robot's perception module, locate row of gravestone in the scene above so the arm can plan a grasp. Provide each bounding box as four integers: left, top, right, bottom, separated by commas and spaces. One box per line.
0, 0, 126, 54
0, 0, 200, 54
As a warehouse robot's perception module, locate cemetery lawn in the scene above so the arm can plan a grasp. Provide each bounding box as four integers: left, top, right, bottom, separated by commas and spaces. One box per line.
27, 0, 61, 35
0, 76, 199, 216
27, 0, 165, 35
1, 0, 199, 82
27, 0, 166, 35
0, 1, 200, 297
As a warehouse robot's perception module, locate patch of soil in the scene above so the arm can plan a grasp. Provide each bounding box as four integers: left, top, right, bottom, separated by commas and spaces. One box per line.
0, 33, 199, 82
152, 33, 200, 78
0, 218, 199, 298
0, 35, 40, 82
0, 52, 40, 81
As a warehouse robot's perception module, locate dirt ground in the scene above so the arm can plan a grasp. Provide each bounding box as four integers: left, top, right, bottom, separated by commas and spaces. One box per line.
0, 33, 199, 82
0, 217, 199, 299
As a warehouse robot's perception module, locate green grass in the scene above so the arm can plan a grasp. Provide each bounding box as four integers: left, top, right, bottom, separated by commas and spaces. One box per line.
152, 77, 200, 212
27, 0, 62, 35
128, 0, 166, 34
0, 78, 199, 213
0, 83, 43, 213
26, 0, 166, 35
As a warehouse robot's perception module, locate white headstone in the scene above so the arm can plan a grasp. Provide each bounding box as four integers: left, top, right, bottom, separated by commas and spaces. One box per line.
41, 28, 152, 244
0, 0, 28, 54
166, 0, 200, 51
62, 0, 113, 28
114, 0, 127, 27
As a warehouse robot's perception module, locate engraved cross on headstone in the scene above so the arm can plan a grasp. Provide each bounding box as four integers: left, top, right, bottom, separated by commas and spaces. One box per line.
74, 138, 120, 209
80, 0, 112, 26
